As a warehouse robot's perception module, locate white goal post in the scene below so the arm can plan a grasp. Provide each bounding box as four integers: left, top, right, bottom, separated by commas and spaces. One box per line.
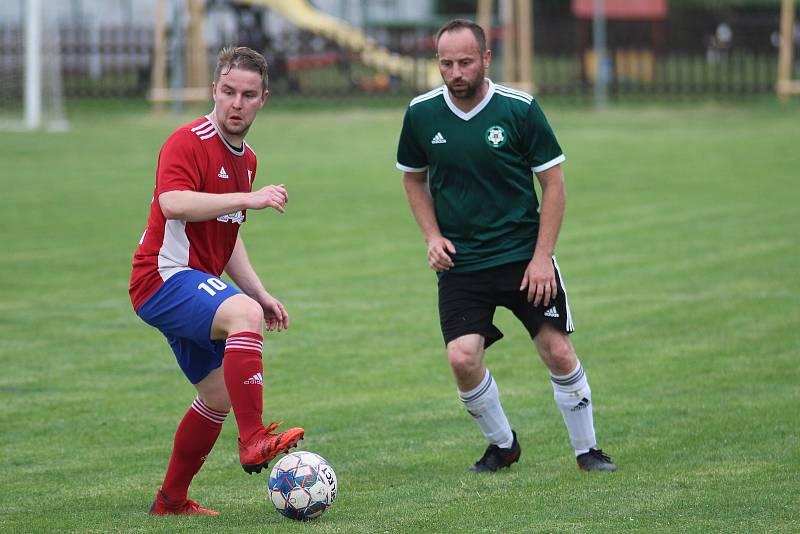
0, 0, 68, 131
24, 0, 42, 129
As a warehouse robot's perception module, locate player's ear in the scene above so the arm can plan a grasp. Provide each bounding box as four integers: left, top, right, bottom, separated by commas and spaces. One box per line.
211, 82, 217, 102
259, 89, 269, 107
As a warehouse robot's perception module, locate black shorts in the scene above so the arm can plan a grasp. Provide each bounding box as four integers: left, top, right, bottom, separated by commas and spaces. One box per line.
437, 258, 574, 349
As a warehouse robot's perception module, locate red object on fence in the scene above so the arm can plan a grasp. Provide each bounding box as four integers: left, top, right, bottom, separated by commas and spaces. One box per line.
286, 52, 339, 71
571, 0, 668, 21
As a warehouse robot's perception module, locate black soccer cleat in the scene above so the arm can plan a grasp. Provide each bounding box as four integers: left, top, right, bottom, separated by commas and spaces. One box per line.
469, 430, 521, 473
576, 448, 617, 472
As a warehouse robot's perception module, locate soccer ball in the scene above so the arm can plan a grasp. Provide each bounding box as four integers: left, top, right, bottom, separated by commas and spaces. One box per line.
267, 451, 337, 521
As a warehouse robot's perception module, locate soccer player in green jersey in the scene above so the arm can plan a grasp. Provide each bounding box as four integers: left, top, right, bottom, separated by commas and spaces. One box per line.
396, 19, 616, 473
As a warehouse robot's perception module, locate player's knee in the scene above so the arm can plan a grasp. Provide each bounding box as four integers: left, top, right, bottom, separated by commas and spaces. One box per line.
447, 343, 481, 377
238, 296, 264, 328
538, 333, 576, 373
220, 294, 264, 333
549, 349, 576, 375
552, 341, 575, 365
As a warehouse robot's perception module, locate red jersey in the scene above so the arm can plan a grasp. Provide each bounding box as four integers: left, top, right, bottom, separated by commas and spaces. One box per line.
129, 116, 258, 311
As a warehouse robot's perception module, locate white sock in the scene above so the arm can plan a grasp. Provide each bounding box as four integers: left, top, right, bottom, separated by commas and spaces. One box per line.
551, 361, 597, 455
459, 369, 514, 448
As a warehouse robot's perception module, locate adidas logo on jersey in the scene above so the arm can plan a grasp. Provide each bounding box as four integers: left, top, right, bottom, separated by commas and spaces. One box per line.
570, 397, 591, 412
218, 166, 229, 179
244, 372, 263, 385
431, 132, 447, 144
544, 306, 560, 318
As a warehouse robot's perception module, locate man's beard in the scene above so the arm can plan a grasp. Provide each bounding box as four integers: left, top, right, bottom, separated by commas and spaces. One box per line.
220, 118, 251, 138
446, 77, 482, 100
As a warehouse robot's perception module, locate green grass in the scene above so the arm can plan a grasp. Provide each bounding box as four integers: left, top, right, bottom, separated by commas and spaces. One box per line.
0, 99, 798, 533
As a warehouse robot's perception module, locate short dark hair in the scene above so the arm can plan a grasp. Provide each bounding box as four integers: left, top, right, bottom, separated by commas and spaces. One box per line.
435, 19, 487, 53
214, 46, 269, 93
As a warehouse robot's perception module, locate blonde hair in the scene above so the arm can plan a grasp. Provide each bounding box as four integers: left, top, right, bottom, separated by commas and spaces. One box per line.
214, 46, 269, 93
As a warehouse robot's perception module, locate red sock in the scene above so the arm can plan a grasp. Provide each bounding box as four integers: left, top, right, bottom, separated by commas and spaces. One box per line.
223, 331, 265, 442
160, 398, 227, 503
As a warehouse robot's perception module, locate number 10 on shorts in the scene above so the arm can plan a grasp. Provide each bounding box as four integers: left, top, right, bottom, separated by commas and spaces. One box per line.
198, 277, 228, 296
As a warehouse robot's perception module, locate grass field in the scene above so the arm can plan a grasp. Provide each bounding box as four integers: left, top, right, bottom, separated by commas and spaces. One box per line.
1, 99, 798, 533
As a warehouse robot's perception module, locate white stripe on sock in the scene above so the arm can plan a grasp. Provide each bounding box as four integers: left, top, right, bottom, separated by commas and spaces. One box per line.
225, 337, 263, 352
191, 397, 229, 424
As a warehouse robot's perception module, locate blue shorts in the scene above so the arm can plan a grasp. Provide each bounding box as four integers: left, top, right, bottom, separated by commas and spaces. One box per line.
137, 269, 241, 384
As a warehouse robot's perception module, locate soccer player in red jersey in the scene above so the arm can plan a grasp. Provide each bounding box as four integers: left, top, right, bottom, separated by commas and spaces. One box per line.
130, 46, 304, 516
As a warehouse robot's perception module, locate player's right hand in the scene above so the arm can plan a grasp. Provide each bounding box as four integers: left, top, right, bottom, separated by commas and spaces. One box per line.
427, 236, 456, 272
248, 184, 288, 212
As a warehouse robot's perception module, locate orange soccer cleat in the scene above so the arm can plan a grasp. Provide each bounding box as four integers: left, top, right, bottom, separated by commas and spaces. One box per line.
148, 489, 219, 516
239, 422, 305, 474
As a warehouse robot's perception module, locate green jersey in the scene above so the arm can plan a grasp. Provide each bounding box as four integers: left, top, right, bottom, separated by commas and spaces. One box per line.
396, 79, 564, 273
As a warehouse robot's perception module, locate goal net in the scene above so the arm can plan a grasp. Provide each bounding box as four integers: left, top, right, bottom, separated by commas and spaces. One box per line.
0, 0, 68, 131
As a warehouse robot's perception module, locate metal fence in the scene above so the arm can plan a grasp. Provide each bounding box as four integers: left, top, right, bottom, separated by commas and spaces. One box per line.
528, 9, 783, 98
0, 9, 792, 102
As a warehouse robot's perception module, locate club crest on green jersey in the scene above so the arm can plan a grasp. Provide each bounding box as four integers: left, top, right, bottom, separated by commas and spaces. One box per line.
485, 125, 507, 148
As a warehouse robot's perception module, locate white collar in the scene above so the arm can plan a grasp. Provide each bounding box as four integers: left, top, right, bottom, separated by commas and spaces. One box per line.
205, 113, 245, 156
442, 79, 495, 121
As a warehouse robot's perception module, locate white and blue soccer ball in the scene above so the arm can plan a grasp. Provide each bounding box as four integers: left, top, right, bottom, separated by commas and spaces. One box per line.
268, 451, 337, 521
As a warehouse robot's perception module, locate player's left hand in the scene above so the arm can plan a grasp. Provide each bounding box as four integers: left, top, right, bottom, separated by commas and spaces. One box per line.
262, 296, 290, 331
520, 255, 557, 306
